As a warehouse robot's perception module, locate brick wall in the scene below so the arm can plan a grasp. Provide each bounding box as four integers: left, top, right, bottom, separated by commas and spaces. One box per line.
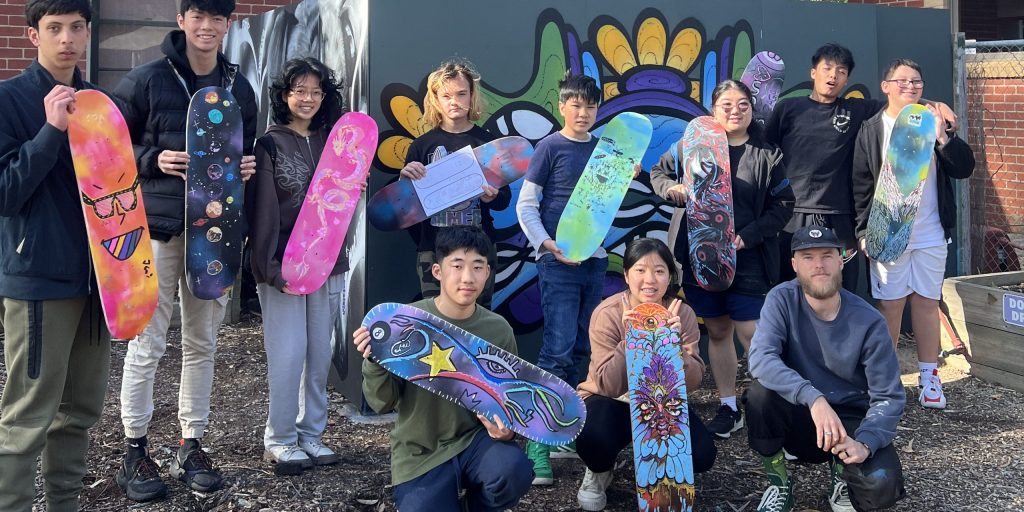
0, 0, 293, 80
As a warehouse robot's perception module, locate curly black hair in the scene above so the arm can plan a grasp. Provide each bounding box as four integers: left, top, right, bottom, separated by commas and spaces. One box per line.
268, 57, 345, 130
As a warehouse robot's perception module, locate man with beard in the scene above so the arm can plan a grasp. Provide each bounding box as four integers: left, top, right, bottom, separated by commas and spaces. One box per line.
744, 226, 906, 512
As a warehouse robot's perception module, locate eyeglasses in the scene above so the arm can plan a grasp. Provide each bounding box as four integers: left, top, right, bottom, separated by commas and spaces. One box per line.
884, 79, 925, 89
714, 101, 752, 113
81, 177, 140, 219
289, 88, 325, 101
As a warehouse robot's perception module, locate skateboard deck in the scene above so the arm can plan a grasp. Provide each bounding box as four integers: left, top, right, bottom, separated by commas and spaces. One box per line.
366, 136, 533, 232
363, 302, 585, 445
682, 117, 735, 292
739, 51, 785, 126
184, 87, 245, 300
555, 112, 653, 262
281, 112, 377, 294
68, 90, 158, 340
625, 302, 694, 512
866, 104, 937, 262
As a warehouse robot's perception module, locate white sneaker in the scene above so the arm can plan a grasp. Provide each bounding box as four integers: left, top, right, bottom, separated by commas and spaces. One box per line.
577, 468, 615, 511
298, 439, 341, 465
919, 373, 947, 409
828, 479, 854, 512
264, 445, 312, 476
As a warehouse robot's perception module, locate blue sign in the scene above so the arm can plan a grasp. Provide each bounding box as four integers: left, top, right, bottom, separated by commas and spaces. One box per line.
1005, 293, 1024, 328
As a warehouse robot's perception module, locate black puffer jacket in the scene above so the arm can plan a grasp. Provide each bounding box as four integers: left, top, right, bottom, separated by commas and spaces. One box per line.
113, 30, 257, 240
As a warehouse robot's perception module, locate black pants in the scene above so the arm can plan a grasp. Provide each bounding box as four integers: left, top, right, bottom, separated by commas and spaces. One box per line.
744, 381, 906, 511
779, 212, 862, 294
575, 395, 716, 474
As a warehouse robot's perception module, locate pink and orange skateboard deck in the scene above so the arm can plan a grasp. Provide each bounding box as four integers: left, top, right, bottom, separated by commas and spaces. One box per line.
281, 112, 378, 294
68, 90, 157, 340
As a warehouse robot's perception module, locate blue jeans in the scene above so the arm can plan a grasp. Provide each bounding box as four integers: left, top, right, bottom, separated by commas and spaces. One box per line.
535, 254, 608, 388
392, 429, 533, 512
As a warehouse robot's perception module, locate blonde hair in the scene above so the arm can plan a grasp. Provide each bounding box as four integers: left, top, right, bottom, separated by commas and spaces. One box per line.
422, 59, 485, 128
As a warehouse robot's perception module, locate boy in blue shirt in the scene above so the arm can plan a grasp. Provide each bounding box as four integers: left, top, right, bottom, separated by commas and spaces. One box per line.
515, 72, 606, 485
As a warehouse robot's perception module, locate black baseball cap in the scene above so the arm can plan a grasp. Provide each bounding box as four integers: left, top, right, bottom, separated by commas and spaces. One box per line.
791, 226, 843, 253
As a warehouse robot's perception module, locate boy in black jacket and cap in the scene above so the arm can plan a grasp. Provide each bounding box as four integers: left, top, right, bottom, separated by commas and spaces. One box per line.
0, 1, 109, 510
111, 0, 258, 502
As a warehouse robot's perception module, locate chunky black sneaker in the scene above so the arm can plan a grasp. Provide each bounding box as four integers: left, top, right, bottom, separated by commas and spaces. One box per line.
116, 452, 167, 502
169, 438, 223, 492
707, 404, 744, 439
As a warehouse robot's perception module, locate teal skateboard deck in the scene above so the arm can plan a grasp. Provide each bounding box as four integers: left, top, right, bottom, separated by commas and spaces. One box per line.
866, 104, 937, 262
682, 117, 735, 292
555, 112, 652, 262
185, 87, 245, 300
626, 302, 694, 511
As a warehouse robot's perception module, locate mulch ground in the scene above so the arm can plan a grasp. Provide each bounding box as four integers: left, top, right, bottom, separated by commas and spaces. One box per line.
1, 317, 1021, 511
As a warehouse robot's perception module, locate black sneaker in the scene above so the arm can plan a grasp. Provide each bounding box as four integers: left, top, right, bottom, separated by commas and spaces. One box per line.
707, 404, 744, 438
169, 439, 223, 492
116, 453, 168, 502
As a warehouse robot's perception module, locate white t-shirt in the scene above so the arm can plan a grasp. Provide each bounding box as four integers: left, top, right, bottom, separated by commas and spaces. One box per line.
881, 113, 945, 249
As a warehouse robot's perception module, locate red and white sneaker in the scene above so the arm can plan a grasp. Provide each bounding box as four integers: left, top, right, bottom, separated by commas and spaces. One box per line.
919, 370, 947, 409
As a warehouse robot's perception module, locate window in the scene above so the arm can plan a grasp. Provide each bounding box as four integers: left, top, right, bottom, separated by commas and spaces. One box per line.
90, 0, 180, 89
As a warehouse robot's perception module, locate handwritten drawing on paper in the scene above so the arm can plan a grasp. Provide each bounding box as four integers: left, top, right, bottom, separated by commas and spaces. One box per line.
412, 145, 486, 216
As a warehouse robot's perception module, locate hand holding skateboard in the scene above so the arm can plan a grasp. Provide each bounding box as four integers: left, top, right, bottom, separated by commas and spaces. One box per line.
478, 414, 515, 441
543, 239, 580, 266
45, 85, 77, 131
158, 150, 189, 179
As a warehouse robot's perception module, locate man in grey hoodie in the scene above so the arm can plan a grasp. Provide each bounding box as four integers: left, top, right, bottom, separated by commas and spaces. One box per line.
745, 226, 906, 512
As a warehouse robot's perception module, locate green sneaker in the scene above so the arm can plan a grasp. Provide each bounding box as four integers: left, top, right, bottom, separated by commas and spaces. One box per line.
829, 459, 854, 512
755, 480, 793, 512
526, 441, 553, 485
549, 441, 578, 459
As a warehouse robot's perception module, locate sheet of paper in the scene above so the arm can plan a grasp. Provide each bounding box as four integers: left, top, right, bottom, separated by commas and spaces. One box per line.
412, 145, 486, 216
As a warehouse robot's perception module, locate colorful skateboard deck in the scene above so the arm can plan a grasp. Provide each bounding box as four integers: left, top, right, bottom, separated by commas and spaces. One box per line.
184, 87, 245, 300
367, 136, 533, 232
281, 112, 377, 294
363, 302, 585, 445
682, 117, 735, 292
555, 112, 653, 262
739, 51, 785, 126
625, 302, 694, 512
866, 104, 937, 262
68, 90, 158, 340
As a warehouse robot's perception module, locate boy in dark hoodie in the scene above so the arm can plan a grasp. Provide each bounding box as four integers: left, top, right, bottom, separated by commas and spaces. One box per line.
111, 0, 258, 502
0, 2, 108, 510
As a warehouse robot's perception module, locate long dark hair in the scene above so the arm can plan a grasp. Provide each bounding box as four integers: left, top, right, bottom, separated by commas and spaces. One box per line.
268, 57, 344, 130
623, 238, 680, 296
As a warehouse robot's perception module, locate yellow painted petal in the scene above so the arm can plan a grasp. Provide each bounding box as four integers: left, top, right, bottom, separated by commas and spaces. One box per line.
604, 82, 620, 100
667, 28, 701, 72
377, 135, 412, 170
389, 96, 427, 137
845, 90, 865, 99
636, 17, 666, 66
596, 25, 637, 74
690, 80, 701, 101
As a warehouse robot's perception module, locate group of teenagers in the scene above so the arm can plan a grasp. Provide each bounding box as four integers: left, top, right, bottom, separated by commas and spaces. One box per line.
0, 1, 977, 512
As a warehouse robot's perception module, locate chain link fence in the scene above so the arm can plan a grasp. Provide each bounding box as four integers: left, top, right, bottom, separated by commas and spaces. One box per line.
960, 39, 1024, 275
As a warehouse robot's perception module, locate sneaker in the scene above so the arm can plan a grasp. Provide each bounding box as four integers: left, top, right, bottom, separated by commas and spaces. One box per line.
756, 482, 793, 512
919, 372, 947, 409
526, 441, 553, 485
115, 453, 167, 502
828, 459, 853, 512
707, 404, 744, 438
264, 445, 313, 476
169, 439, 223, 492
298, 439, 341, 466
549, 441, 579, 459
577, 468, 615, 511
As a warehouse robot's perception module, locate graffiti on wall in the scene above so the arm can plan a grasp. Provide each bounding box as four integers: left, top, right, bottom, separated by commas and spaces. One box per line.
373, 8, 867, 333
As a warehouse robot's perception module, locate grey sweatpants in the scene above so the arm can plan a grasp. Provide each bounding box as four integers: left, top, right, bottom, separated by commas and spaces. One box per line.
0, 295, 110, 512
257, 274, 344, 450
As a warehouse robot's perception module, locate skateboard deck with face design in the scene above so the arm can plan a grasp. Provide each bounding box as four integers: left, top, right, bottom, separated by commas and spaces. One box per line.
281, 113, 377, 294
184, 86, 245, 300
739, 51, 785, 126
555, 112, 653, 262
625, 302, 694, 512
68, 90, 158, 340
866, 104, 937, 262
366, 136, 533, 232
682, 116, 735, 292
363, 302, 585, 445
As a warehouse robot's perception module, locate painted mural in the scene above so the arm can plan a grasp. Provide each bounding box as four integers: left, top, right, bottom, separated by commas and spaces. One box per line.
373, 8, 868, 333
